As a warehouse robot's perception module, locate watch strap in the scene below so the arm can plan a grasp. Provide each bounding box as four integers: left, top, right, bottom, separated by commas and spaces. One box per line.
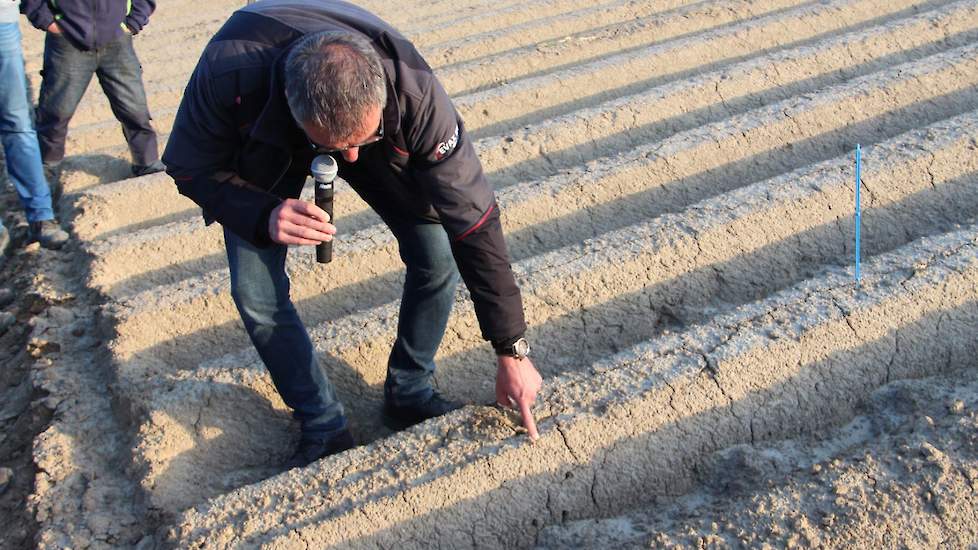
492, 334, 523, 355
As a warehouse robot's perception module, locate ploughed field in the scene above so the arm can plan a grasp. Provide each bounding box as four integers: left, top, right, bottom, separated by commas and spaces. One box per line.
18, 0, 978, 547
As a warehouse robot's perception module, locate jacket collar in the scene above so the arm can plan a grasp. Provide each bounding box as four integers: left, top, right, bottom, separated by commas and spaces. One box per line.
249, 50, 304, 149
379, 58, 402, 144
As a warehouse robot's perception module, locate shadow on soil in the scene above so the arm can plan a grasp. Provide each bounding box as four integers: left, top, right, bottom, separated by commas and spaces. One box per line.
467, 0, 958, 137
438, 171, 978, 401
105, 73, 978, 300
196, 299, 978, 548
146, 170, 978, 518
480, 30, 978, 187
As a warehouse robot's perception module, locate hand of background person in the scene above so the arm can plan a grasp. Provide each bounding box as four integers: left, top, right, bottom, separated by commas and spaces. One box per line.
46, 22, 61, 34
268, 199, 335, 246
496, 356, 543, 441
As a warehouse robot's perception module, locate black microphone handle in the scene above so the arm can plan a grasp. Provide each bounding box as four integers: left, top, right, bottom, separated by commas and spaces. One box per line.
316, 185, 334, 264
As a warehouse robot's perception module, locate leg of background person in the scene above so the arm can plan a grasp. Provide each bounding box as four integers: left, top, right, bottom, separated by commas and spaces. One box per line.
383, 220, 461, 406
35, 32, 96, 165
223, 227, 347, 439
94, 33, 159, 168
0, 22, 54, 223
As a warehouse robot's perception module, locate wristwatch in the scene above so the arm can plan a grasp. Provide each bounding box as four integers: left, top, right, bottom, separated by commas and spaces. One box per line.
495, 336, 530, 360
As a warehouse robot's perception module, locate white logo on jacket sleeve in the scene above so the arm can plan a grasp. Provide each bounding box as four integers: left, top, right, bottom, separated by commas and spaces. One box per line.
434, 123, 459, 161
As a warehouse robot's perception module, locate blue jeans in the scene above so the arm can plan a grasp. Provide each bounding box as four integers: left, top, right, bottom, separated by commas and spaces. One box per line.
0, 23, 55, 223
224, 218, 459, 440
382, 218, 461, 407
35, 31, 158, 166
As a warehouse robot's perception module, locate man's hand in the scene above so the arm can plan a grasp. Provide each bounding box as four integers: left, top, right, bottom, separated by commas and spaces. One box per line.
495, 355, 543, 441
268, 198, 335, 245
46, 22, 61, 34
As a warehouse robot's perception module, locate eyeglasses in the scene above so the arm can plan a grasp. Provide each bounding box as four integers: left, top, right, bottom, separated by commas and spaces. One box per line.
308, 116, 384, 154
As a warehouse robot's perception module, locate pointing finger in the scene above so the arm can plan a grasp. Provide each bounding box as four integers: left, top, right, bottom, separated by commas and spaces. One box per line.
518, 397, 539, 442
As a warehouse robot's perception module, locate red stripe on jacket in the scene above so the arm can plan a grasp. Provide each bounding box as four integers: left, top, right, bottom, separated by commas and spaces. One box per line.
455, 203, 495, 242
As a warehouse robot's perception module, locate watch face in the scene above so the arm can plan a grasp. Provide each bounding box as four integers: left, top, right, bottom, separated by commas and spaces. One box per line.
514, 338, 530, 357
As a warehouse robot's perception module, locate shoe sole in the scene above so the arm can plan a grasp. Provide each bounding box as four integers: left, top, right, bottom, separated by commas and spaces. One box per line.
284, 436, 355, 471
381, 411, 419, 432
381, 402, 463, 432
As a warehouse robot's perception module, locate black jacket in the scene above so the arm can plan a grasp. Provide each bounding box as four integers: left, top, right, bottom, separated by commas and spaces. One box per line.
162, 0, 526, 345
21, 0, 155, 50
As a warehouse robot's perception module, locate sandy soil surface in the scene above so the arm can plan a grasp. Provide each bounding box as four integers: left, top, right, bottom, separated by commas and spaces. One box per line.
5, 0, 978, 547
0, 182, 145, 549
538, 369, 978, 548
0, 190, 48, 550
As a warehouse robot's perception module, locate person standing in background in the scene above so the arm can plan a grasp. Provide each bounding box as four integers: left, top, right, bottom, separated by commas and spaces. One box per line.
20, 0, 165, 177
0, 0, 68, 250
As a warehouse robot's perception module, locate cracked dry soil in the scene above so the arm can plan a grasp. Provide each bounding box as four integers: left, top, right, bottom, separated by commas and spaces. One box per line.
538, 369, 978, 549
0, 189, 55, 550
0, 286, 43, 549
10, 0, 978, 547
0, 178, 145, 548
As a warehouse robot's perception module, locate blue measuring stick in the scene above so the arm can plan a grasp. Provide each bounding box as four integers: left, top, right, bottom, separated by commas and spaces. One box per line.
855, 144, 862, 284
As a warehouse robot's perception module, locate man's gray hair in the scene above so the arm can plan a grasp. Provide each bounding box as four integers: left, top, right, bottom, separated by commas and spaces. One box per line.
284, 31, 387, 141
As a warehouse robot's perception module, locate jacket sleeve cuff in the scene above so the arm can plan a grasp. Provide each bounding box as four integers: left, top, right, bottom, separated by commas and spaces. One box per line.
253, 200, 280, 247
27, 10, 55, 31
172, 172, 283, 250
491, 333, 526, 353
124, 17, 143, 34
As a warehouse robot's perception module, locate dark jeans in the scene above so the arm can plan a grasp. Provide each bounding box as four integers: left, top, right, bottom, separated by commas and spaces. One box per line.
36, 31, 158, 166
223, 215, 459, 440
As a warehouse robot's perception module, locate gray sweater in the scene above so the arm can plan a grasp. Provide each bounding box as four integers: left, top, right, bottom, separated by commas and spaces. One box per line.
0, 0, 19, 24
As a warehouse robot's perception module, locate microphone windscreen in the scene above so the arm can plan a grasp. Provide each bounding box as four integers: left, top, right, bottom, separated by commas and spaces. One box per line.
311, 154, 338, 181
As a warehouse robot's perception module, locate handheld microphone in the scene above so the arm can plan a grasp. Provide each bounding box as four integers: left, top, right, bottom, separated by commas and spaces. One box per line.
311, 154, 338, 263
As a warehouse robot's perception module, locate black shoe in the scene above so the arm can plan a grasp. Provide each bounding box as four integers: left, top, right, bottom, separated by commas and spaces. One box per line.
283, 429, 354, 471
28, 220, 69, 250
131, 160, 166, 177
382, 391, 462, 431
